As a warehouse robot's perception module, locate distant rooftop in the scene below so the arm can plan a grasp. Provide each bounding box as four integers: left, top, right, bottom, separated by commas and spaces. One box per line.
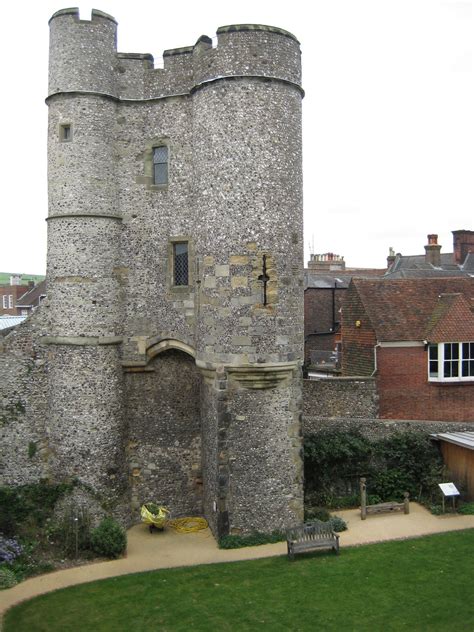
0, 315, 27, 332
385, 230, 474, 279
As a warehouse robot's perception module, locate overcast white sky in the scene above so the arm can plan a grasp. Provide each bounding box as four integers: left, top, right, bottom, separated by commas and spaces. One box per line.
0, 0, 472, 274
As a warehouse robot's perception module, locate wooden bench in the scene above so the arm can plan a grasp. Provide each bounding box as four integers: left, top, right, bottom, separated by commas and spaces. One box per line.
286, 521, 340, 560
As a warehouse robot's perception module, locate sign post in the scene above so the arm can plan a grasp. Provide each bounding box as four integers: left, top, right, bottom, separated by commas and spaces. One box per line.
438, 483, 460, 513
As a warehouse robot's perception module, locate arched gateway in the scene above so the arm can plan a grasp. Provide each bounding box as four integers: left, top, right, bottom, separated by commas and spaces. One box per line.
125, 342, 202, 517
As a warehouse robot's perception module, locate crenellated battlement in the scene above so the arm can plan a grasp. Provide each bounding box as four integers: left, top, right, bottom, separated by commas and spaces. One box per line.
48, 7, 117, 25
48, 11, 303, 102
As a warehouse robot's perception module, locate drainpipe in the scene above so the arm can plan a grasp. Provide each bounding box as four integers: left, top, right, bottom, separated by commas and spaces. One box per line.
371, 343, 380, 377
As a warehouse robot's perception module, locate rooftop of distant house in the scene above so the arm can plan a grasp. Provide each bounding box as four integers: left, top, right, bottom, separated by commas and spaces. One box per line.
385, 230, 474, 278
348, 276, 474, 342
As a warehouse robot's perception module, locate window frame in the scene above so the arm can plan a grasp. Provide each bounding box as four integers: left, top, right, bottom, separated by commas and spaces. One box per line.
172, 241, 189, 287
428, 342, 474, 383
167, 237, 192, 292
59, 123, 72, 142
152, 145, 169, 186
142, 139, 170, 190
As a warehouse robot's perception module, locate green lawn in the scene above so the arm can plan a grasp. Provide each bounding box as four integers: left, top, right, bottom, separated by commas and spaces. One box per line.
4, 530, 474, 631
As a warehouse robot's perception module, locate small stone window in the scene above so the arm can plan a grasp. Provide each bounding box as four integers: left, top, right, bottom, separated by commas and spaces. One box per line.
60, 124, 72, 142
153, 145, 168, 185
173, 242, 189, 286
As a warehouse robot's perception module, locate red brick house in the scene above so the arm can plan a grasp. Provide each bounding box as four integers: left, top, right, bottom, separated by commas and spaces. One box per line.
0, 280, 30, 316
342, 277, 474, 422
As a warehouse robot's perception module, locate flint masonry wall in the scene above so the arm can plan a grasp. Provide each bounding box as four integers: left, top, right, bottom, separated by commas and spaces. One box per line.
0, 311, 49, 486
303, 377, 378, 419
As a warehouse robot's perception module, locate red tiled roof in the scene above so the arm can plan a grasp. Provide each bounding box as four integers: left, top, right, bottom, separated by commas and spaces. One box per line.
351, 277, 474, 342
16, 280, 46, 307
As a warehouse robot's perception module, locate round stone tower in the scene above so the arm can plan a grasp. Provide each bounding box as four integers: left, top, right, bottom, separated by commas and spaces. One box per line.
191, 26, 304, 535
46, 9, 126, 511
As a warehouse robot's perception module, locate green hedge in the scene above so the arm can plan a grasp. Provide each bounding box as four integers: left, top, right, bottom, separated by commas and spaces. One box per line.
304, 430, 444, 507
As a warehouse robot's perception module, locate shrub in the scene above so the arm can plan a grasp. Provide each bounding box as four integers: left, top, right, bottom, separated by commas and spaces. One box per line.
304, 506, 330, 522
328, 516, 347, 532
304, 430, 444, 508
0, 482, 74, 537
304, 430, 373, 502
219, 531, 285, 549
90, 518, 126, 559
0, 567, 18, 590
50, 505, 92, 557
458, 502, 474, 515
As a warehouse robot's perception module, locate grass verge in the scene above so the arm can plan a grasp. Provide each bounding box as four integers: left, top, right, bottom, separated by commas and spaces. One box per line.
4, 529, 474, 631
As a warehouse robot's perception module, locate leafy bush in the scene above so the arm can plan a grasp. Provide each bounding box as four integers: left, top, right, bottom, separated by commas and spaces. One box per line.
0, 567, 17, 589
219, 531, 285, 549
328, 516, 348, 532
371, 432, 443, 501
304, 430, 444, 508
91, 518, 126, 559
458, 502, 474, 515
304, 430, 373, 505
0, 482, 74, 537
304, 506, 330, 522
49, 505, 92, 558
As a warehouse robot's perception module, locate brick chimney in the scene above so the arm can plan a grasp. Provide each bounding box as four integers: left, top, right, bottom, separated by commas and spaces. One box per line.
386, 247, 396, 269
452, 229, 474, 266
425, 234, 441, 267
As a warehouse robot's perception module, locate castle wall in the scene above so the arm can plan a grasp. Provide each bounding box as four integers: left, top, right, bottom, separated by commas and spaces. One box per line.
303, 377, 379, 419
0, 311, 50, 485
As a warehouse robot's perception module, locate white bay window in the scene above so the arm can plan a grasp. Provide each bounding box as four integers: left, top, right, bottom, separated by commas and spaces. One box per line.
428, 342, 474, 382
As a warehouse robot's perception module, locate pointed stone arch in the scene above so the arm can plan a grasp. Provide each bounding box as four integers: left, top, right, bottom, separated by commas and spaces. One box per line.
146, 337, 196, 362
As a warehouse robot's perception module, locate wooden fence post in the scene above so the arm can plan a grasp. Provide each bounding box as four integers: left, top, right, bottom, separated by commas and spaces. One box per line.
360, 477, 367, 520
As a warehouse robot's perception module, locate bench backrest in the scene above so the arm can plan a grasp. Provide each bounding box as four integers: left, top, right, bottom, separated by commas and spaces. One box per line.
287, 520, 334, 541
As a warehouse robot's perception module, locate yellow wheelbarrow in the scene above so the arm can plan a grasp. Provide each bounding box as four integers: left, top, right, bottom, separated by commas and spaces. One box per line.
140, 503, 170, 533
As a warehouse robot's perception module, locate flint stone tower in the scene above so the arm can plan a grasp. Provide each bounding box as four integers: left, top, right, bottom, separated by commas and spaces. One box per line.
46, 8, 304, 536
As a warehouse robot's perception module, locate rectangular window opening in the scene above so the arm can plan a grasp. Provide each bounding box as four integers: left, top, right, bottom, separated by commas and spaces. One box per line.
173, 242, 188, 286
153, 145, 168, 185
60, 124, 71, 141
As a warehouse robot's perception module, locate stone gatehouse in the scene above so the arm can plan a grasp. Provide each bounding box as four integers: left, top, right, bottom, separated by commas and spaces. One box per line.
0, 9, 304, 537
